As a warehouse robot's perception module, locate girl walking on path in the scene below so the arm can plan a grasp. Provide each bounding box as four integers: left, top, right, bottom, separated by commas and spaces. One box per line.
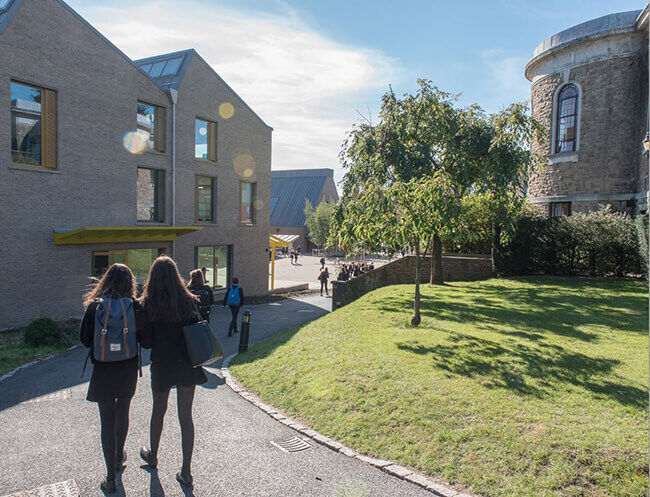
187, 269, 214, 322
80, 264, 142, 494
138, 256, 206, 488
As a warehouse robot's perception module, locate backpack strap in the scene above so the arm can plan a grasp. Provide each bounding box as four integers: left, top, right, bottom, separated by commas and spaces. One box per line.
100, 298, 112, 361
119, 298, 130, 358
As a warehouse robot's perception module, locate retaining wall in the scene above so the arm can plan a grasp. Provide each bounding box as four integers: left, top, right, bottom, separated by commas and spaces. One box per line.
331, 254, 494, 310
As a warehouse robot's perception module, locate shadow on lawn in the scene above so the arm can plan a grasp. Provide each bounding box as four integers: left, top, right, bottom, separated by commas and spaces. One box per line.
397, 335, 646, 408
389, 278, 647, 408
377, 277, 647, 342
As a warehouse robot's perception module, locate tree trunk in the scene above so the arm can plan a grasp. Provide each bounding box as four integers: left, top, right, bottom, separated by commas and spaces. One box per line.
491, 222, 501, 273
430, 234, 443, 285
411, 244, 422, 327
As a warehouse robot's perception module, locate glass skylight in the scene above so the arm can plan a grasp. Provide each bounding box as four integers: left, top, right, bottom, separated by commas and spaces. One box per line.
0, 0, 13, 13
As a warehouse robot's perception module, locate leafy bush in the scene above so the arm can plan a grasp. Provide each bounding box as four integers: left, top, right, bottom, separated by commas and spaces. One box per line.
635, 214, 649, 277
496, 209, 644, 277
24, 318, 63, 348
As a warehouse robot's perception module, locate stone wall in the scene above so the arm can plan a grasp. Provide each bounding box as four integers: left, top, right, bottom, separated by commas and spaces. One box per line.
331, 254, 494, 310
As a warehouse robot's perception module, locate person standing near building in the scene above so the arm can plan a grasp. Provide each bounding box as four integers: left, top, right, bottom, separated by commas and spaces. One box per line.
80, 263, 141, 494
318, 267, 330, 297
138, 256, 206, 488
223, 277, 245, 336
187, 269, 214, 322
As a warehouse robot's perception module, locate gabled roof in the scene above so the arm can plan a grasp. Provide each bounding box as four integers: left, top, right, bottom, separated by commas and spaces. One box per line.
134, 49, 194, 91
0, 0, 25, 34
270, 169, 336, 227
135, 49, 272, 130
1, 0, 166, 97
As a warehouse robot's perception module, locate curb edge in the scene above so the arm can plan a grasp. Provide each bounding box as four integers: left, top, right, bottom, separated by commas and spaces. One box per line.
221, 353, 476, 497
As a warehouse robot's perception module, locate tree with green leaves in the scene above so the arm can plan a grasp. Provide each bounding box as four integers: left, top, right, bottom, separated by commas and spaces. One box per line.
332, 173, 460, 326
304, 200, 337, 249
338, 79, 542, 283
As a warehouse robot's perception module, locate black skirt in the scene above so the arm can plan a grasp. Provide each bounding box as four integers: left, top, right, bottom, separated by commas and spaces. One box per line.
150, 360, 207, 392
86, 356, 138, 402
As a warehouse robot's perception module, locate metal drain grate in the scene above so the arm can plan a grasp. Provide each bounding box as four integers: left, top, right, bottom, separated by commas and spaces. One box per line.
1, 480, 80, 497
270, 436, 313, 453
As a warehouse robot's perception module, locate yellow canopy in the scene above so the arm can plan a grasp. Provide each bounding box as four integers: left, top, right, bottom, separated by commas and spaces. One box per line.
53, 226, 202, 245
268, 234, 300, 290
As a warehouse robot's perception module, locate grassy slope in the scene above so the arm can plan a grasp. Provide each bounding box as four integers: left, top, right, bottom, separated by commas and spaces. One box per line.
231, 277, 648, 497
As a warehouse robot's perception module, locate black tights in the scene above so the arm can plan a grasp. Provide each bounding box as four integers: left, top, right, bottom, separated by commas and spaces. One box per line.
97, 396, 132, 481
150, 385, 196, 476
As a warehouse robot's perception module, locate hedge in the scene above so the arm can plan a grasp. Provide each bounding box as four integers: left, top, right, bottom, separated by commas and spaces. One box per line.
495, 210, 646, 277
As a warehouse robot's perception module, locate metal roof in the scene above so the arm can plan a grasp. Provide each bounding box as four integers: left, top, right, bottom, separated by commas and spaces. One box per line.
0, 0, 23, 34
270, 169, 334, 227
133, 49, 195, 91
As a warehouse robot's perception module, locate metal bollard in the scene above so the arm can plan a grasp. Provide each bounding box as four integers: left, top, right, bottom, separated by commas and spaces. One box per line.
239, 310, 251, 353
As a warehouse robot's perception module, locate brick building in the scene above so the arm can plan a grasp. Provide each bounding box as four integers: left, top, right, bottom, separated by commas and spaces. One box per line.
0, 0, 272, 327
525, 7, 649, 216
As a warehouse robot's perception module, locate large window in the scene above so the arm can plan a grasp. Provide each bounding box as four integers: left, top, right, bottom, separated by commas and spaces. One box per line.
195, 118, 217, 161
137, 101, 165, 153
11, 81, 56, 168
137, 167, 165, 222
196, 245, 231, 290
555, 84, 579, 154
92, 248, 162, 280
549, 202, 571, 218
239, 182, 256, 224
196, 175, 216, 222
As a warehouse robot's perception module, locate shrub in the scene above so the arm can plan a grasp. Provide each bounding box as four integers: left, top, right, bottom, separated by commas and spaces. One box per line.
496, 208, 644, 277
635, 214, 649, 277
24, 318, 63, 348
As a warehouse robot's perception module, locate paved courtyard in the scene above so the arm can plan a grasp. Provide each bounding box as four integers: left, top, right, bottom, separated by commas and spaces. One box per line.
0, 295, 430, 497
270, 254, 390, 291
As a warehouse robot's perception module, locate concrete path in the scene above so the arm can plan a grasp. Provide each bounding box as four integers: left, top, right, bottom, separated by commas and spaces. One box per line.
0, 295, 430, 497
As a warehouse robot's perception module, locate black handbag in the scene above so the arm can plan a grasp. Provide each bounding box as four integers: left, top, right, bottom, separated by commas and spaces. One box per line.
182, 302, 223, 367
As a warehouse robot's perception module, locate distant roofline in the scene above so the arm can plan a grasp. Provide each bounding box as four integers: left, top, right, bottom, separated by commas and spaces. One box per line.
272, 168, 334, 178
525, 10, 643, 81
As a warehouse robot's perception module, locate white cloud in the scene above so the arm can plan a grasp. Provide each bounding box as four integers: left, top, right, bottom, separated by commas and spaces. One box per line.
480, 48, 530, 110
69, 0, 396, 181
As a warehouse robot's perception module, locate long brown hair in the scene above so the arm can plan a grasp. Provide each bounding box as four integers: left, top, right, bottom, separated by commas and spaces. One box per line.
84, 263, 136, 307
140, 256, 198, 322
188, 269, 205, 288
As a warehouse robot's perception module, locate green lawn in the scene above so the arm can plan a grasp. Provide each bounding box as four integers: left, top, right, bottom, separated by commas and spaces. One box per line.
0, 329, 68, 377
231, 277, 648, 497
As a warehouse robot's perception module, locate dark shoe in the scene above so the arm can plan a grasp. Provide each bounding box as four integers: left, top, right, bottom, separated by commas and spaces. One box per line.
234, 328, 239, 334
228, 330, 232, 336
176, 471, 193, 487
139, 447, 157, 468
115, 452, 127, 471
100, 479, 116, 494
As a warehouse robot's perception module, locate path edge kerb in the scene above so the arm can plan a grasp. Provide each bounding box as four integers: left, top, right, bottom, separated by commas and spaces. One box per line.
221, 353, 477, 497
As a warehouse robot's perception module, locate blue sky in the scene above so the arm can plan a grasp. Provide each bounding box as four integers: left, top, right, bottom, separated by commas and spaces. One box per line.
68, 0, 643, 180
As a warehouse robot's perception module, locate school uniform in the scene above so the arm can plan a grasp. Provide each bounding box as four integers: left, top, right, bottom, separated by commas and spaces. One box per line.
80, 301, 141, 402
138, 305, 207, 392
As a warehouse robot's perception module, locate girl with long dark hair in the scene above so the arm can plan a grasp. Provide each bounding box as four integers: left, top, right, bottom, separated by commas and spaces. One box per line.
138, 256, 206, 487
80, 263, 141, 493
187, 269, 214, 322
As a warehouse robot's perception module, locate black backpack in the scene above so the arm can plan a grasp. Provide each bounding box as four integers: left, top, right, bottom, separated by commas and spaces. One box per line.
190, 286, 211, 318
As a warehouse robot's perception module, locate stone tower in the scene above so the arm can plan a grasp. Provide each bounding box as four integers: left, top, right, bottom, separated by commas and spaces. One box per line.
525, 8, 649, 216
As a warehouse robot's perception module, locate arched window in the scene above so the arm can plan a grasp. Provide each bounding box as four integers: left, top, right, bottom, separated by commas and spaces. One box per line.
555, 84, 579, 154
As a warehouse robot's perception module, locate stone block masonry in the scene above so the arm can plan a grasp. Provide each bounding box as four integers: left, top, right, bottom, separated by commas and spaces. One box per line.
331, 254, 494, 310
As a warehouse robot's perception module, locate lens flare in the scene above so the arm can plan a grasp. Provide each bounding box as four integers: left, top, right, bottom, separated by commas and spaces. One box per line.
219, 102, 235, 119
234, 153, 255, 178
123, 130, 148, 154
255, 199, 264, 211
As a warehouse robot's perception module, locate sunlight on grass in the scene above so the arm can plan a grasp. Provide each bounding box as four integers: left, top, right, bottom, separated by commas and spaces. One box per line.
231, 277, 648, 497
